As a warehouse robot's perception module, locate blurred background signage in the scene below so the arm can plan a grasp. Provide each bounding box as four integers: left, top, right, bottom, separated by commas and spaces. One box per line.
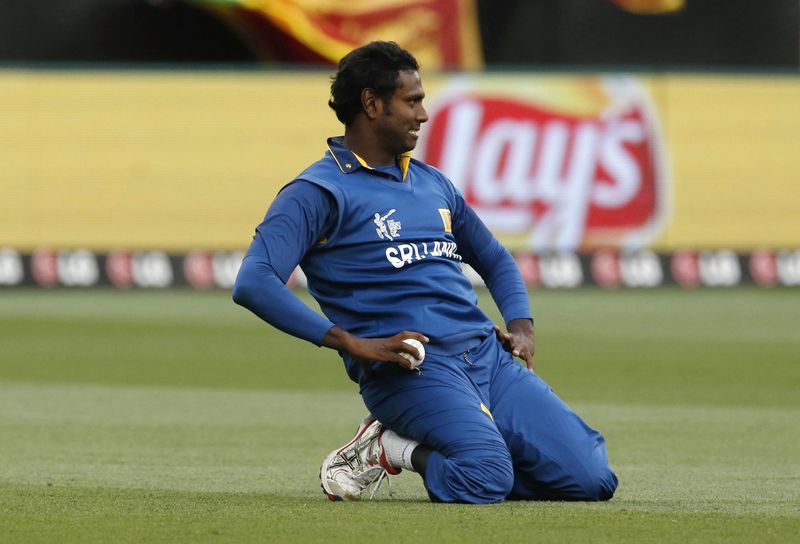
1, 0, 798, 287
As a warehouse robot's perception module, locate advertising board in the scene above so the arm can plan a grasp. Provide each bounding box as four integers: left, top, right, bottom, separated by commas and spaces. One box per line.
1, 70, 798, 253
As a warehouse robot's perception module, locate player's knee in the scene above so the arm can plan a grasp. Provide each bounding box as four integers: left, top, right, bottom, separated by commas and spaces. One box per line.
450, 452, 514, 504
480, 454, 515, 502
580, 465, 618, 501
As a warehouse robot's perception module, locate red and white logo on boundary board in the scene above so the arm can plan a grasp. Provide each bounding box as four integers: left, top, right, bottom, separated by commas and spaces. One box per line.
416, 75, 670, 252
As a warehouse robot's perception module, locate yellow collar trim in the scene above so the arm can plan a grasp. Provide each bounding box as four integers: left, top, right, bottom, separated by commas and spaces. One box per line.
328, 138, 411, 181
352, 152, 372, 170
355, 151, 411, 181
326, 141, 348, 174
398, 152, 411, 181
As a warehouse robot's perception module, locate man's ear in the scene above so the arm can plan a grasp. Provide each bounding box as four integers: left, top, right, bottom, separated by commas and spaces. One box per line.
362, 88, 380, 120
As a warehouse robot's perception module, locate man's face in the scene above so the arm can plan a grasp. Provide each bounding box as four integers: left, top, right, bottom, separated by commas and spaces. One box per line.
374, 69, 429, 157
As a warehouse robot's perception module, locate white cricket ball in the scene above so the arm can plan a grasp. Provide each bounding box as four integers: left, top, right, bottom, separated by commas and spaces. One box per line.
400, 338, 425, 368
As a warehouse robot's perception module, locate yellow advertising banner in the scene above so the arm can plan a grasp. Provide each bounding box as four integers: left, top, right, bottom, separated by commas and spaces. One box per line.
1, 70, 798, 251
0, 70, 341, 250
657, 76, 799, 250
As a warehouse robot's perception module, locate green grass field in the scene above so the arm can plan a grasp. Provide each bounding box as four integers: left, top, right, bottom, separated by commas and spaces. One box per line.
1, 288, 799, 543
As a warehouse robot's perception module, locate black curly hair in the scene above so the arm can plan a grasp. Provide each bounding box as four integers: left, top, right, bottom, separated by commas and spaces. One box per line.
328, 41, 420, 126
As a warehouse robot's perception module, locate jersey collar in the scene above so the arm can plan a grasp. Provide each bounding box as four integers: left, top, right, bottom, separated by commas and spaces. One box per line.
326, 136, 411, 181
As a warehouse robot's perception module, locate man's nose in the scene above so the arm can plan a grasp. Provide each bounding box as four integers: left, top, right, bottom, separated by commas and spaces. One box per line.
417, 104, 429, 123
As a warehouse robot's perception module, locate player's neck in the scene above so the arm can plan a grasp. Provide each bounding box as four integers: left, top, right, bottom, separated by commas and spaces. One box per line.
343, 130, 396, 167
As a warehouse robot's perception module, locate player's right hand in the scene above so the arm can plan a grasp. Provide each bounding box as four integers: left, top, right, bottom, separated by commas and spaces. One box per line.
322, 326, 429, 370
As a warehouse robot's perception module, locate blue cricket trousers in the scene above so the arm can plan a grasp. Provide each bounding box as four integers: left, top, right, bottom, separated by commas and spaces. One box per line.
359, 334, 618, 504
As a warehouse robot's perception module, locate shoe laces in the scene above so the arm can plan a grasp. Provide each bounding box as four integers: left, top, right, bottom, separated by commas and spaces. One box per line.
339, 424, 394, 499
368, 468, 392, 500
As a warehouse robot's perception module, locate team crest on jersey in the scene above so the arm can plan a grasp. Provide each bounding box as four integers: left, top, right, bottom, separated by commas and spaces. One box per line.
438, 209, 452, 233
374, 209, 402, 241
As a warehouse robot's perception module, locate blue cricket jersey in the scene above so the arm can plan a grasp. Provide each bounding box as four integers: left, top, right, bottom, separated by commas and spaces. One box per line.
233, 137, 531, 382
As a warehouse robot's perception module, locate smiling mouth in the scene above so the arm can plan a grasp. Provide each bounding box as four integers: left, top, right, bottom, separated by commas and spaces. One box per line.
409, 128, 420, 138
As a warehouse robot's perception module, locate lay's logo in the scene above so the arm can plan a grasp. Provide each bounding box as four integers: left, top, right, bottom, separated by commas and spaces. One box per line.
417, 76, 669, 251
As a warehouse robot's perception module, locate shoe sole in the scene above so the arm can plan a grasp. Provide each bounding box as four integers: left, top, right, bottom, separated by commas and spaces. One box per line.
319, 415, 377, 501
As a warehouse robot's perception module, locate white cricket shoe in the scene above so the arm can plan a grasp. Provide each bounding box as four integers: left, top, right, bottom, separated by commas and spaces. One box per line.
320, 415, 401, 501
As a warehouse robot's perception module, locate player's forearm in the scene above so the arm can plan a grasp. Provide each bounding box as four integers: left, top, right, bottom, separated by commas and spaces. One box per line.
320, 325, 357, 353
478, 244, 532, 323
507, 317, 534, 335
457, 205, 531, 323
232, 256, 335, 346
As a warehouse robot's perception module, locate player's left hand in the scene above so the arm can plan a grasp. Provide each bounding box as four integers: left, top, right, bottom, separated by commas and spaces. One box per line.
494, 319, 535, 371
